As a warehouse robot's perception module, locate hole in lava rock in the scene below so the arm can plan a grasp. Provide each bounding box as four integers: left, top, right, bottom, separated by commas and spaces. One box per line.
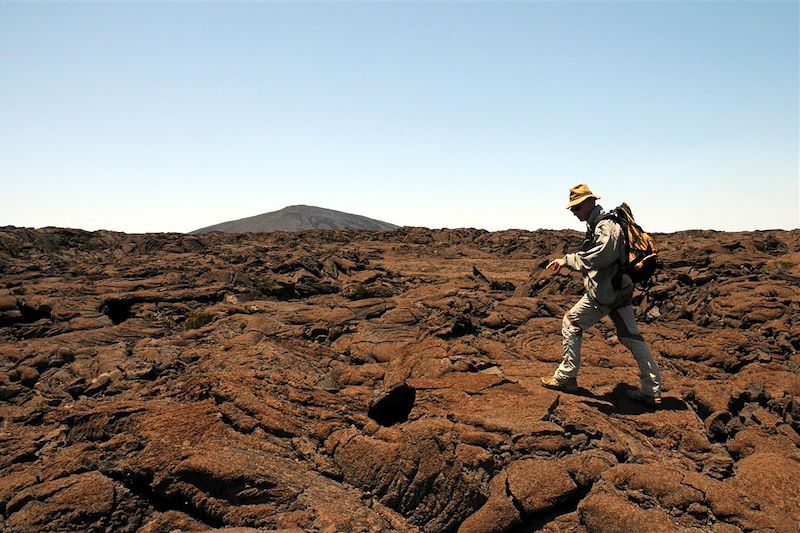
101, 298, 133, 324
368, 384, 416, 427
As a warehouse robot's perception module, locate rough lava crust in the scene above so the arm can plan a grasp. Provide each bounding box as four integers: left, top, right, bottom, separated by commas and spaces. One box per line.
0, 226, 798, 532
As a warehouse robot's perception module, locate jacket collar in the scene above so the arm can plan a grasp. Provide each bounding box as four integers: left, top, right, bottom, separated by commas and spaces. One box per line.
587, 205, 604, 231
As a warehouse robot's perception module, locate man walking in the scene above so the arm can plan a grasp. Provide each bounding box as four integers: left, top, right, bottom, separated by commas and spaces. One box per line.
541, 184, 663, 406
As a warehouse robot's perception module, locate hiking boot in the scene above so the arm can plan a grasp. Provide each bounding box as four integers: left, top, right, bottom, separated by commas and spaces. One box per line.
540, 376, 578, 393
626, 389, 662, 407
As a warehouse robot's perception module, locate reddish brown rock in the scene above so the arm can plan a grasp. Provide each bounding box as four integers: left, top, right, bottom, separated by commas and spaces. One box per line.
457, 472, 521, 533
506, 459, 578, 514
0, 226, 798, 532
731, 452, 800, 524
578, 491, 679, 533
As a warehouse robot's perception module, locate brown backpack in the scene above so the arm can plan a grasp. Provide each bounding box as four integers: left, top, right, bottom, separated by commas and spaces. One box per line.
603, 203, 658, 283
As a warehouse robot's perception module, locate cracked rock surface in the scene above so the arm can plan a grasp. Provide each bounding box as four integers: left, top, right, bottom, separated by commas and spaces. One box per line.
1, 225, 798, 532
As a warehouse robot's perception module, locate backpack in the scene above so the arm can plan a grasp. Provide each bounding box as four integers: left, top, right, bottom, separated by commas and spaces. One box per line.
602, 202, 658, 283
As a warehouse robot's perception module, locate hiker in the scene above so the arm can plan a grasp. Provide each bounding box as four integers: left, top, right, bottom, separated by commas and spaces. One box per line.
541, 184, 663, 406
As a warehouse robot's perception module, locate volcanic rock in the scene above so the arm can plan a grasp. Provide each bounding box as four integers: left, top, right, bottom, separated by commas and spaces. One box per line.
0, 225, 798, 532
191, 205, 399, 234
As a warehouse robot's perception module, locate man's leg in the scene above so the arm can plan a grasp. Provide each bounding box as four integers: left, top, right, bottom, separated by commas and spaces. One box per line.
609, 305, 662, 398
551, 294, 608, 383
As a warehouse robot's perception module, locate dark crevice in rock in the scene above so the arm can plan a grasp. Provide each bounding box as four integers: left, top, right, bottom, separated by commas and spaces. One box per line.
178, 471, 280, 507
17, 300, 52, 322
683, 396, 737, 478
728, 382, 771, 415
719, 353, 758, 374
368, 384, 416, 427
217, 411, 258, 436
776, 396, 800, 436
6, 448, 38, 467
436, 317, 478, 339
0, 303, 52, 328
257, 424, 297, 439
106, 471, 224, 529
695, 382, 781, 447
505, 475, 527, 521
0, 314, 35, 327
684, 393, 712, 422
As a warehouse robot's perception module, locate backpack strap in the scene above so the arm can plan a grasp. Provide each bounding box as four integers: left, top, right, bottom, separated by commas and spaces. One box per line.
599, 209, 620, 224
599, 209, 631, 267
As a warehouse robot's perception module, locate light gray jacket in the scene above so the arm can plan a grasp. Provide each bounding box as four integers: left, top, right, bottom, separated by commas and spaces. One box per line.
564, 205, 632, 307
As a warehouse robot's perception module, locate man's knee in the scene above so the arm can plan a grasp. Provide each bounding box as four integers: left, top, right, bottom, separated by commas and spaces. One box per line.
610, 309, 644, 343
562, 312, 583, 336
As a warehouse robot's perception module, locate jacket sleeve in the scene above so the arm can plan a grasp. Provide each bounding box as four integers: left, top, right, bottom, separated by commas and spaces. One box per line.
564, 220, 621, 273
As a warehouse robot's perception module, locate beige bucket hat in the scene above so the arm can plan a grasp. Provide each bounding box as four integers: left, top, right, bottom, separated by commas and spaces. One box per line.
565, 183, 601, 209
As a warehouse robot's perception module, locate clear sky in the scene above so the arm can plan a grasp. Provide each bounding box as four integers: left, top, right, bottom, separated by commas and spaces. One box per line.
2, 1, 798, 234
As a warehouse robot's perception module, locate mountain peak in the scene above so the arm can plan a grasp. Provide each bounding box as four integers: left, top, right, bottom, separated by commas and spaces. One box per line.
190, 205, 398, 234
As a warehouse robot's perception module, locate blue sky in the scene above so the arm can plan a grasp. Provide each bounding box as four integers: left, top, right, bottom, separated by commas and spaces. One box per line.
2, 1, 798, 233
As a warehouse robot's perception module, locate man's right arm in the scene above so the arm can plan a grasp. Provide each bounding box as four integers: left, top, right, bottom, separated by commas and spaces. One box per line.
546, 257, 567, 271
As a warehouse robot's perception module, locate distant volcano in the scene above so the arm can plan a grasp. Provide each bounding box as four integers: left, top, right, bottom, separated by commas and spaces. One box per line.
189, 205, 399, 234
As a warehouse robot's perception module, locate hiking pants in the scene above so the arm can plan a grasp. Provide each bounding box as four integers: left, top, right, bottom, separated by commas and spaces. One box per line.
553, 294, 662, 397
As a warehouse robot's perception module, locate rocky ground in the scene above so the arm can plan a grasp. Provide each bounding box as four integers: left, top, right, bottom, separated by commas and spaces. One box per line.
0, 225, 798, 533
